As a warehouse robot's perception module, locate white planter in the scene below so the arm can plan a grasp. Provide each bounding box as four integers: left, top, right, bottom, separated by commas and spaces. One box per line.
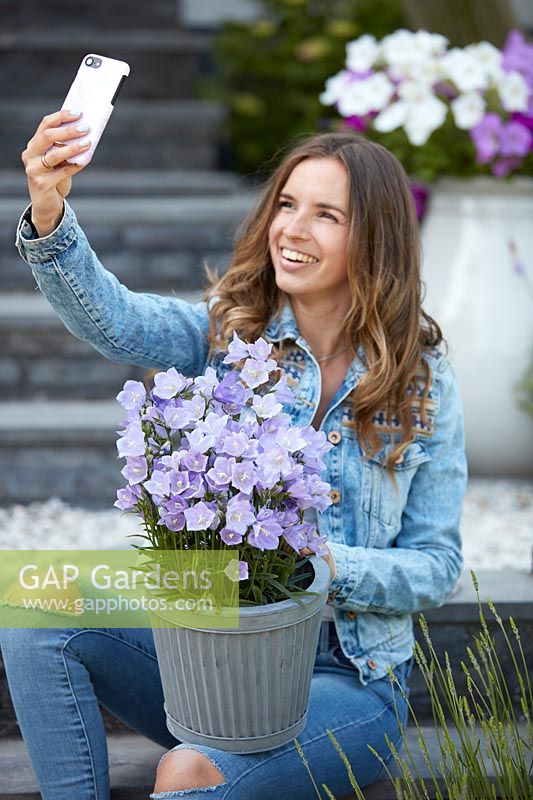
421, 177, 533, 476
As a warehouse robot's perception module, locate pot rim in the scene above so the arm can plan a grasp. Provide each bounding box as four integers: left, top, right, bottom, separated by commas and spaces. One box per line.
150, 555, 330, 631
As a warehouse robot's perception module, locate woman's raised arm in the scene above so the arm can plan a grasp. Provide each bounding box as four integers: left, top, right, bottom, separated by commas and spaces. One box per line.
16, 110, 210, 375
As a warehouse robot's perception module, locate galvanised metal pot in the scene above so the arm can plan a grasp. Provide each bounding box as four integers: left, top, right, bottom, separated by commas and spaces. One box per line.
151, 556, 329, 753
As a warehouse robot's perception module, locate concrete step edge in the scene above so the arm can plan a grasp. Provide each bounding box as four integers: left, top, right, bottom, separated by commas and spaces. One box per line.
0, 29, 210, 51
0, 99, 223, 116
1, 195, 255, 223
0, 724, 531, 799
0, 169, 244, 196
0, 400, 122, 431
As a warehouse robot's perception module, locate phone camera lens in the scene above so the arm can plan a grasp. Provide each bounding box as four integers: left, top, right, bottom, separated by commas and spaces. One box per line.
85, 57, 94, 66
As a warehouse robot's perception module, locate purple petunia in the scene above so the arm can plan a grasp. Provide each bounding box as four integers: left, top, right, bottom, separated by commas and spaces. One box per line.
240, 358, 275, 390
499, 120, 532, 157
153, 367, 190, 400
115, 334, 334, 601
248, 508, 282, 551
225, 495, 256, 535
183, 501, 216, 531
223, 331, 251, 364
116, 380, 146, 412
121, 456, 148, 485
116, 421, 146, 458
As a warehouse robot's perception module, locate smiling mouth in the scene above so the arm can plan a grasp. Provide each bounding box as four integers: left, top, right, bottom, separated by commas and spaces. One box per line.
280, 247, 319, 264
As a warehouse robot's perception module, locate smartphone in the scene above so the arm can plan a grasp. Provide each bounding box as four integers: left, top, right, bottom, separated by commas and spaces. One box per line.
59, 53, 130, 166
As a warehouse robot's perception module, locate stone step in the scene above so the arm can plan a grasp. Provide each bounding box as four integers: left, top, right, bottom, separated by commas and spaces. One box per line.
1, 0, 183, 30
1, 168, 243, 197
0, 400, 125, 506
0, 292, 200, 401
0, 734, 166, 799
1, 99, 225, 170
1, 727, 530, 800
1, 192, 255, 292
0, 29, 212, 99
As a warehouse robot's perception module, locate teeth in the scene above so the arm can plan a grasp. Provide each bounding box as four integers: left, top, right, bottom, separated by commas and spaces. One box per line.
281, 248, 318, 264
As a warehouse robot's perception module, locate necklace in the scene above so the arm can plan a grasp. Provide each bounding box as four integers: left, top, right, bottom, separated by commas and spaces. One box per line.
316, 346, 348, 363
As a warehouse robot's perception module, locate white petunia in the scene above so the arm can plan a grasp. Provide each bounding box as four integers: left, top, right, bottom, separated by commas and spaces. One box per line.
403, 95, 448, 145
337, 73, 394, 117
373, 101, 408, 132
389, 57, 441, 86
413, 30, 449, 57
497, 70, 529, 112
398, 80, 434, 104
319, 69, 352, 106
381, 29, 445, 78
466, 41, 503, 82
451, 92, 486, 129
381, 29, 418, 66
346, 34, 380, 72
441, 48, 488, 92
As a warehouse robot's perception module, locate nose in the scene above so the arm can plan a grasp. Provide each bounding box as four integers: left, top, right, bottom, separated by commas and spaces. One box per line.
282, 211, 310, 240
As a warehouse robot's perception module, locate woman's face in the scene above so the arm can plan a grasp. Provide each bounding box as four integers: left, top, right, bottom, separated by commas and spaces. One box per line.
268, 157, 351, 303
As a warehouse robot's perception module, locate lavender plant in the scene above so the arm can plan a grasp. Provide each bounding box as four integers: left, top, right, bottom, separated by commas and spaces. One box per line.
115, 334, 333, 605
297, 571, 533, 799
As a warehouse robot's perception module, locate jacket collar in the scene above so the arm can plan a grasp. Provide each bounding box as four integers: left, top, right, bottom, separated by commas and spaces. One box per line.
265, 297, 367, 386
264, 296, 300, 342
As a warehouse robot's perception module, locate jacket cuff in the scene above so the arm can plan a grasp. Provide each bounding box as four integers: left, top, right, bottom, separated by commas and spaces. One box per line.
326, 541, 359, 605
15, 201, 78, 264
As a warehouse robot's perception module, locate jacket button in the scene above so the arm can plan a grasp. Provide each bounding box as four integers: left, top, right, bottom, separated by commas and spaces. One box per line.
329, 489, 341, 504
327, 430, 341, 445
346, 611, 356, 620
327, 592, 337, 603
367, 659, 378, 670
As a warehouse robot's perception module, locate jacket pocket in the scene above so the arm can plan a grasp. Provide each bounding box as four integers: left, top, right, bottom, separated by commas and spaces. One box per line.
362, 441, 431, 543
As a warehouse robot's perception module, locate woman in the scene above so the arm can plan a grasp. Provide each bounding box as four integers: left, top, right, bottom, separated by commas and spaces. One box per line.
2, 111, 467, 799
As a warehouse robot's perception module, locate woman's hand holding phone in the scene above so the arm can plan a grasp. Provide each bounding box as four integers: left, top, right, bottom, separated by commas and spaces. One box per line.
21, 110, 92, 237
21, 52, 130, 237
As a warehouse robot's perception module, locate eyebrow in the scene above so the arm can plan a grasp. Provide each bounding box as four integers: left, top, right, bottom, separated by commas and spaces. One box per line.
279, 192, 348, 218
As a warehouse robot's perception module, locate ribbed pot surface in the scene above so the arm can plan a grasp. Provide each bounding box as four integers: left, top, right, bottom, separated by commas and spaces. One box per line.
152, 556, 329, 752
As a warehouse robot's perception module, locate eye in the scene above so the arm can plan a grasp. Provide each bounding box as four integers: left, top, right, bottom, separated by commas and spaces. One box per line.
319, 210, 338, 222
278, 200, 294, 210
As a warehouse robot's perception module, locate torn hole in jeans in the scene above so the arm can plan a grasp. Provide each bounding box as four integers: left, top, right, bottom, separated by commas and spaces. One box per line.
151, 747, 227, 797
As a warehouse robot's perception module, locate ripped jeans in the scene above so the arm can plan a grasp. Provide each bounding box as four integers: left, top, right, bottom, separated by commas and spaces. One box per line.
0, 623, 410, 800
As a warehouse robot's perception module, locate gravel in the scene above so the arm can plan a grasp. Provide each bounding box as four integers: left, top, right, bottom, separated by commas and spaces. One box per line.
0, 478, 531, 573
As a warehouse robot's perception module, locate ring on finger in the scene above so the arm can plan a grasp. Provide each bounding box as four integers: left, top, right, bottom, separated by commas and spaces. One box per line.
41, 152, 54, 170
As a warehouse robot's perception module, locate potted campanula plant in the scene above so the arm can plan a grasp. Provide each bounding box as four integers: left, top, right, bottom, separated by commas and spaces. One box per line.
115, 333, 332, 752
320, 28, 533, 477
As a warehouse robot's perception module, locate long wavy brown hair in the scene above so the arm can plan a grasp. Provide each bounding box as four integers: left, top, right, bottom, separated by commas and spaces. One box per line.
204, 131, 444, 472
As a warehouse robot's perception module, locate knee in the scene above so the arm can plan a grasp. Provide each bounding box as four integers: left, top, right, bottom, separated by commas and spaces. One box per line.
154, 748, 226, 794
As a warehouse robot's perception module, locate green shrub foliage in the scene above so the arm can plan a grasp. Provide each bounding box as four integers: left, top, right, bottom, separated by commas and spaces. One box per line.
210, 0, 406, 176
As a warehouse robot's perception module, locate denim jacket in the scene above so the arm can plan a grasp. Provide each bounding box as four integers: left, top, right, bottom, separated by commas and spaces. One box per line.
16, 201, 467, 685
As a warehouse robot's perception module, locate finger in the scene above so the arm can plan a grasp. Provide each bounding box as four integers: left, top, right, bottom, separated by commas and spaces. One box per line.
35, 109, 82, 137
22, 110, 84, 164
38, 138, 91, 171
28, 125, 90, 165
40, 122, 91, 152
